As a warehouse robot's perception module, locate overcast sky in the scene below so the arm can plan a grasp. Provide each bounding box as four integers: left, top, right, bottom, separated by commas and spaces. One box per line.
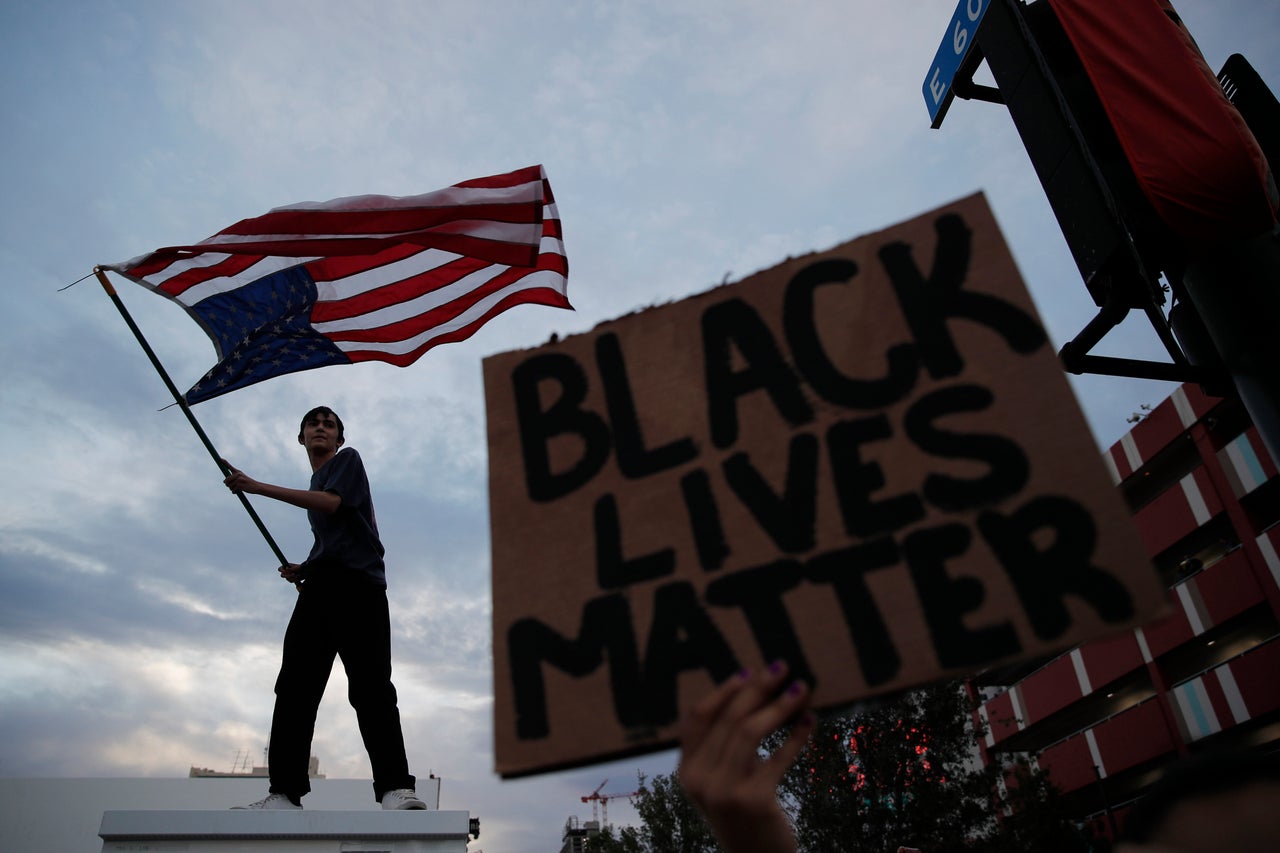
2, 1, 1277, 850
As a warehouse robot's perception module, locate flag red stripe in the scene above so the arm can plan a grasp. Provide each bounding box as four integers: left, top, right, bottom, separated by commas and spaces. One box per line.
308, 255, 490, 324
140, 230, 539, 266
344, 288, 573, 367
303, 243, 432, 283
325, 254, 568, 345
214, 200, 541, 238
454, 164, 545, 189
125, 252, 224, 281
156, 253, 266, 297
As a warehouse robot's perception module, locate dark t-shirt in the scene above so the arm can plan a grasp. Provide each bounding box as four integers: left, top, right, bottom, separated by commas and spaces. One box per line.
300, 447, 386, 587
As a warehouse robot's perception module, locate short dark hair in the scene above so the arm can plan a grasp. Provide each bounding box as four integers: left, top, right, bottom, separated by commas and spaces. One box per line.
299, 406, 345, 445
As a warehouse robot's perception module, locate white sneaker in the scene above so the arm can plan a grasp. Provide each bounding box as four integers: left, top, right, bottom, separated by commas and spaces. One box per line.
381, 788, 427, 810
233, 793, 302, 810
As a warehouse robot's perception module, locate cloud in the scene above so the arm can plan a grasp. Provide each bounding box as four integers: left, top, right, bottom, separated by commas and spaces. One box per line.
2, 1, 1277, 849
0, 531, 111, 577
0, 634, 281, 776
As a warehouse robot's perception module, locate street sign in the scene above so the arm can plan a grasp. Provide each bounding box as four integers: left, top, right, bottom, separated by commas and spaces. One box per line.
923, 0, 991, 128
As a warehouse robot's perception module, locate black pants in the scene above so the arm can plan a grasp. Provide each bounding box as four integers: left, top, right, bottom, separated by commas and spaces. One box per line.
268, 575, 414, 803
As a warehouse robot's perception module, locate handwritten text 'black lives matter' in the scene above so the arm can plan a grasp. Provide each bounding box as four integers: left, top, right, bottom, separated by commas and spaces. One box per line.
503, 214, 1135, 740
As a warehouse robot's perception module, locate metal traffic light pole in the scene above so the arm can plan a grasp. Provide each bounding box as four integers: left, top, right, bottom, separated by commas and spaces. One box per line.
925, 0, 1280, 461
1181, 234, 1280, 464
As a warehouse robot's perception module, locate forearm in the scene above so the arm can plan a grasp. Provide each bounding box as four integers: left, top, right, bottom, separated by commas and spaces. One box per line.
223, 462, 341, 514
252, 482, 341, 514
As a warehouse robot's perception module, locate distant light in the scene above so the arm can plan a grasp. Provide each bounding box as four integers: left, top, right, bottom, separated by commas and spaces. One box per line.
1106, 692, 1115, 698
1207, 640, 1216, 646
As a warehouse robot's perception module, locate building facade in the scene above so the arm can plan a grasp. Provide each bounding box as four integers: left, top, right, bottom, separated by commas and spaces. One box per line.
559, 816, 601, 853
970, 383, 1280, 840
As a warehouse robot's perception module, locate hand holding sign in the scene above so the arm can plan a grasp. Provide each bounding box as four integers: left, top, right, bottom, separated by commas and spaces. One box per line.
678, 662, 813, 853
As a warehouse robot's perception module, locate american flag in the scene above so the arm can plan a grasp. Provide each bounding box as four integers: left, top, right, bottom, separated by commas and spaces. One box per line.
105, 165, 569, 404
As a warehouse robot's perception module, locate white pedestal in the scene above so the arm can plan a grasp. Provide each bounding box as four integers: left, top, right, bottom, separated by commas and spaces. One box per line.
99, 809, 473, 852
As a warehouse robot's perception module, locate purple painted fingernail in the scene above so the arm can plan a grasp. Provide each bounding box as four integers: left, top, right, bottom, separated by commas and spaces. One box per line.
768, 660, 785, 675
787, 680, 804, 696
736, 668, 751, 681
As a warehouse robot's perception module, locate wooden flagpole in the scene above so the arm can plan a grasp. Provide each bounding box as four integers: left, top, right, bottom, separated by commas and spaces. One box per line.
93, 266, 291, 569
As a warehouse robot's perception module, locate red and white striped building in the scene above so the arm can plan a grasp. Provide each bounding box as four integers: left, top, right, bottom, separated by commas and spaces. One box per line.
969, 383, 1280, 839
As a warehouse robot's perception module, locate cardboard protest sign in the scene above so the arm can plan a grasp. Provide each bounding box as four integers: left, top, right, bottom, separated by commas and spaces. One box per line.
483, 193, 1164, 778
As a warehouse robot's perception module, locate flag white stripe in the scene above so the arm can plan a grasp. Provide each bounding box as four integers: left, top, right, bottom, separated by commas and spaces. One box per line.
315, 265, 510, 333
312, 242, 568, 327
331, 273, 567, 355
266, 177, 543, 213
314, 248, 463, 298
136, 252, 236, 288
178, 239, 564, 312
181, 256, 321, 307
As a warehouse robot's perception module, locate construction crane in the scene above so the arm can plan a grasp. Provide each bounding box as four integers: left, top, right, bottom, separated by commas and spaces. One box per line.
580, 779, 640, 828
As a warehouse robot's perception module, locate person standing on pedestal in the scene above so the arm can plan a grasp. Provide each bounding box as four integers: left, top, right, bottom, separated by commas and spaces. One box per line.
224, 405, 424, 811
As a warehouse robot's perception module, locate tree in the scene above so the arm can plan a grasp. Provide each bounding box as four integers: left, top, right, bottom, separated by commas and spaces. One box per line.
589, 772, 717, 853
603, 681, 1093, 852
777, 682, 997, 853
590, 823, 646, 853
